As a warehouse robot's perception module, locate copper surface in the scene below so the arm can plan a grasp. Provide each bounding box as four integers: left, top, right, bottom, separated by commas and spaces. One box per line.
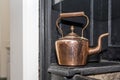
55, 11, 109, 66
89, 33, 109, 55
55, 38, 88, 66
60, 12, 85, 18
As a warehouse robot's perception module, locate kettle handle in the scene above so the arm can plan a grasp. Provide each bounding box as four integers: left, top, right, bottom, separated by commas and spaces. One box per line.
56, 11, 89, 38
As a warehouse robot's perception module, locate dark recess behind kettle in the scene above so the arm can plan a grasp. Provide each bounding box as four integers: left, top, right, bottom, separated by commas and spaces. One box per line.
51, 0, 120, 62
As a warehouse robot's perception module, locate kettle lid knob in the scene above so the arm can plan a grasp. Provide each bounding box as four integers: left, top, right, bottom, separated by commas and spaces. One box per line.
71, 25, 75, 33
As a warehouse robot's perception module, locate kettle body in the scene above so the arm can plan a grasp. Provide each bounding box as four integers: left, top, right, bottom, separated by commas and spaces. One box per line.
56, 37, 89, 66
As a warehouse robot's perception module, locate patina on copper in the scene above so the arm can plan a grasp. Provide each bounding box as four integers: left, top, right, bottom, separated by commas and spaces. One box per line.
55, 12, 109, 66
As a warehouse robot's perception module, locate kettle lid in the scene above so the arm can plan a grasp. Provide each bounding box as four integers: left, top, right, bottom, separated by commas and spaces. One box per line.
60, 26, 88, 40
63, 26, 80, 38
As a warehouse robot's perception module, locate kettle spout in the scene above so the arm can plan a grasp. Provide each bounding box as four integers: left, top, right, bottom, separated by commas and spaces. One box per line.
88, 33, 109, 55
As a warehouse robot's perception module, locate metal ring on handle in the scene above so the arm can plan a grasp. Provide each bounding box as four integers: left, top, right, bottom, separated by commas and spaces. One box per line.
56, 12, 89, 38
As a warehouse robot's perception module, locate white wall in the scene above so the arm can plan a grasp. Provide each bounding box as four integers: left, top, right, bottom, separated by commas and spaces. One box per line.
0, 0, 10, 78
10, 0, 39, 80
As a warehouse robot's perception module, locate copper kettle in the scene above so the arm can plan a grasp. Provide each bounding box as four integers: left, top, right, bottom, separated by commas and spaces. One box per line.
55, 11, 109, 66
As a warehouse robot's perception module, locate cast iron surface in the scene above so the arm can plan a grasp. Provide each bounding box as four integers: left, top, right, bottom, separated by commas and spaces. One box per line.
72, 75, 99, 80
48, 60, 120, 77
51, 74, 100, 80
51, 74, 99, 80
